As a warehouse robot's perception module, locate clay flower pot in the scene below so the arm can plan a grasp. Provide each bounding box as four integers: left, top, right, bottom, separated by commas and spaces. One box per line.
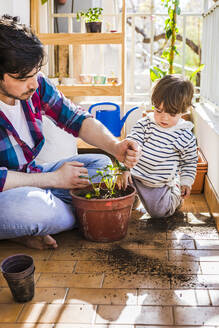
56, 0, 67, 4
71, 185, 136, 242
85, 22, 102, 33
191, 148, 208, 194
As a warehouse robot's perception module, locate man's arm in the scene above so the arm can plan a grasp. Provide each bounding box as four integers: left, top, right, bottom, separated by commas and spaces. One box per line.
79, 117, 141, 168
3, 161, 90, 191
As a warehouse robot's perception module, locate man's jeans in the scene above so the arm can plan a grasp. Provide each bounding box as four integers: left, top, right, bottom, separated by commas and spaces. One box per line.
0, 154, 111, 239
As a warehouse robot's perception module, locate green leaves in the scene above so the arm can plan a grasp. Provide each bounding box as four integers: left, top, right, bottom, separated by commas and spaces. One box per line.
41, 0, 48, 4
189, 64, 205, 83
150, 66, 167, 82
79, 160, 127, 199
76, 7, 103, 23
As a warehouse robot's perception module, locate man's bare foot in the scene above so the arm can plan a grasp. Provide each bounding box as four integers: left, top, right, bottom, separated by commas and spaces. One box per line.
10, 235, 58, 250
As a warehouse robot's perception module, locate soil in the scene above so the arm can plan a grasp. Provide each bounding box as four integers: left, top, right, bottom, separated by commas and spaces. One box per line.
76, 185, 133, 200
81, 210, 217, 288
94, 245, 192, 283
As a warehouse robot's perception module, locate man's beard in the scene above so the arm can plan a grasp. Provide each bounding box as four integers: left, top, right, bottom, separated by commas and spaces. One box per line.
0, 81, 35, 101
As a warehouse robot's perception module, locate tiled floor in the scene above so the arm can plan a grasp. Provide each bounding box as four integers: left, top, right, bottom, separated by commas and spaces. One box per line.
0, 194, 219, 327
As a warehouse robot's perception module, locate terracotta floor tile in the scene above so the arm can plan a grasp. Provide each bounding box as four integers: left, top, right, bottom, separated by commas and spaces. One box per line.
169, 249, 219, 262
0, 325, 55, 328
174, 306, 219, 325
195, 239, 219, 249
134, 239, 195, 250
0, 249, 52, 262
0, 287, 15, 303
95, 305, 173, 325
50, 248, 108, 261
137, 289, 210, 305
209, 290, 219, 305
35, 260, 75, 273
102, 274, 170, 289
66, 288, 137, 305
107, 248, 168, 261
31, 287, 67, 303
167, 226, 219, 240
75, 260, 112, 273
200, 261, 219, 274
165, 260, 201, 274
37, 273, 103, 288
0, 303, 23, 322
171, 274, 219, 289
18, 303, 95, 323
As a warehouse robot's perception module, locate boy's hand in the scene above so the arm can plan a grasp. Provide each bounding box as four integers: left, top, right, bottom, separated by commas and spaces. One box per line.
117, 171, 132, 190
181, 185, 191, 199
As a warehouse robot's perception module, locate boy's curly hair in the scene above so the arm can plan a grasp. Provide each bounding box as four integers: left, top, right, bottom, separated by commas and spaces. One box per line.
151, 74, 194, 114
0, 15, 45, 80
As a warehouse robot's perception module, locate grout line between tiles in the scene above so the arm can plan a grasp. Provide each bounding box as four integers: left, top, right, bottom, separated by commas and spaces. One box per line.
63, 287, 69, 304
15, 303, 25, 323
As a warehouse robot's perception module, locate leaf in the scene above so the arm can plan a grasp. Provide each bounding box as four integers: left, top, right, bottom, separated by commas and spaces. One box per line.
189, 64, 205, 81
150, 67, 166, 82
176, 7, 181, 15
166, 28, 172, 39
41, 0, 48, 4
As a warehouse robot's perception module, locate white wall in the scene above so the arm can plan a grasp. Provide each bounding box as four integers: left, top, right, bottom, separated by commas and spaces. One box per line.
194, 104, 219, 196
0, 0, 30, 26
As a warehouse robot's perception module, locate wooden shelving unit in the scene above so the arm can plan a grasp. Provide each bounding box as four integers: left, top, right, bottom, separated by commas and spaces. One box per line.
30, 0, 126, 148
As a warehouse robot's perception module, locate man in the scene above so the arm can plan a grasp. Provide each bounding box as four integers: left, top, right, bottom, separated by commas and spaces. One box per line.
0, 15, 140, 250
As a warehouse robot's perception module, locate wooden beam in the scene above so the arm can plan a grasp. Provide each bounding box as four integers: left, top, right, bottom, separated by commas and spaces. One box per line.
204, 176, 219, 232
57, 84, 122, 97
37, 33, 123, 45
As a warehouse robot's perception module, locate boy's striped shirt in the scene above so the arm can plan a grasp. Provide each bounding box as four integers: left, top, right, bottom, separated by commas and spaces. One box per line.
127, 113, 198, 187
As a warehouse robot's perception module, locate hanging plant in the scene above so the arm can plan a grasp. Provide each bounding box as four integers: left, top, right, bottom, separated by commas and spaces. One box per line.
150, 0, 181, 81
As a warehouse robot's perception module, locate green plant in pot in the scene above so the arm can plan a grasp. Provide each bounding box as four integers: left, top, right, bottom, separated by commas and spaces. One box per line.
70, 160, 136, 242
76, 7, 103, 33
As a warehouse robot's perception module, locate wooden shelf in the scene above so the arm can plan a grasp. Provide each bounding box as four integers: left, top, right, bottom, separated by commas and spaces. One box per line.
77, 139, 97, 149
57, 84, 122, 97
37, 33, 123, 45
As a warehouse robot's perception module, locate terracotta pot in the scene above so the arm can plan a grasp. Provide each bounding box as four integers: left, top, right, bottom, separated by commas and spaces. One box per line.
191, 148, 208, 194
85, 22, 102, 33
71, 185, 136, 242
56, 0, 67, 4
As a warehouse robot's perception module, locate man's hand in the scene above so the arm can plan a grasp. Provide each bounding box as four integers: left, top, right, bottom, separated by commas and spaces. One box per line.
53, 161, 89, 189
114, 139, 141, 168
181, 185, 191, 199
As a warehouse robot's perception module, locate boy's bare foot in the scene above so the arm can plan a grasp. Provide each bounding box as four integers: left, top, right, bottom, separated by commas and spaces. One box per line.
10, 235, 58, 250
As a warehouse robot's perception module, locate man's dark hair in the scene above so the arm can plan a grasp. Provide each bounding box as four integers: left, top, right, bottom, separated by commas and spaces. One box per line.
0, 14, 45, 80
151, 74, 194, 114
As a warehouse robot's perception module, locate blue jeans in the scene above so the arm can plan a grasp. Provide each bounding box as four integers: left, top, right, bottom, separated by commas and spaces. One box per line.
0, 154, 112, 239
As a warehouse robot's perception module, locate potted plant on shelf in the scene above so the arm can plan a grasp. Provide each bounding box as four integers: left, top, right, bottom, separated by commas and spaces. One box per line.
76, 7, 103, 33
70, 160, 136, 242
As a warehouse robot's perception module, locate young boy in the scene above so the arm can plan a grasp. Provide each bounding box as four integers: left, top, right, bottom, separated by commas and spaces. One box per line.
119, 74, 198, 218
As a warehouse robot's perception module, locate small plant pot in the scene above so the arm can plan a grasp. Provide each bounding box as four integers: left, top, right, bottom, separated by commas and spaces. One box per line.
71, 185, 136, 242
93, 75, 106, 84
60, 77, 75, 86
107, 76, 119, 85
1, 254, 35, 303
79, 74, 93, 84
48, 77, 59, 86
86, 22, 102, 33
56, 0, 67, 4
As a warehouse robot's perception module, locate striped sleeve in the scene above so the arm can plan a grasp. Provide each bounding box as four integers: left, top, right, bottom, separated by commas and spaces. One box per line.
180, 135, 198, 187
126, 117, 150, 148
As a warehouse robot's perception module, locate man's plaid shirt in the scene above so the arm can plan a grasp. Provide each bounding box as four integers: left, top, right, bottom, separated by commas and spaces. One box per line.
0, 73, 91, 191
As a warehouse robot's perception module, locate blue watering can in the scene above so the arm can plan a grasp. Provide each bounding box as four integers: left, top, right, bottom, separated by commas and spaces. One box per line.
88, 102, 138, 137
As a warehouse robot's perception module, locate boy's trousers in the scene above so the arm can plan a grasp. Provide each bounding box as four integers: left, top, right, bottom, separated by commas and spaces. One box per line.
133, 177, 181, 218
